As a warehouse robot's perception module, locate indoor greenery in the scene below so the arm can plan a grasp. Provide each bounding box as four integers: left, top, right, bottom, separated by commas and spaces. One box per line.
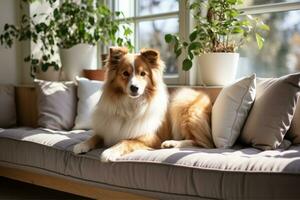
165, 0, 270, 70
0, 0, 133, 77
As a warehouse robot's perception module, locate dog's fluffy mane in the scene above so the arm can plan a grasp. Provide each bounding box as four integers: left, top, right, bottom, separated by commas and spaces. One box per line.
92, 47, 169, 146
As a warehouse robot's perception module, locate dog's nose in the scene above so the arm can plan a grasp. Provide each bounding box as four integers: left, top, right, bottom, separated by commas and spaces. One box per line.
130, 85, 139, 93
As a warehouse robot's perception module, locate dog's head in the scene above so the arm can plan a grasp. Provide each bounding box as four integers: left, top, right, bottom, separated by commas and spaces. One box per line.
105, 47, 164, 99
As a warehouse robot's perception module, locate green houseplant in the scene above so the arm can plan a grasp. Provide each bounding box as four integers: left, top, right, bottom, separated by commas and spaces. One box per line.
0, 0, 133, 79
165, 0, 269, 85
53, 0, 133, 80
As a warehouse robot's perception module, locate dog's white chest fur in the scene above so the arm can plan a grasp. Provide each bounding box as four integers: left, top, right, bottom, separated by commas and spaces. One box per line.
92, 86, 168, 147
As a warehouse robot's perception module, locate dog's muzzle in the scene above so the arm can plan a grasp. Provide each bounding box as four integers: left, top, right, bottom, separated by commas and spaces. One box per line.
129, 85, 140, 97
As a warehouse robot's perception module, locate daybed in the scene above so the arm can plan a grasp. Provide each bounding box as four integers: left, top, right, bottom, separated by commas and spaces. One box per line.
0, 85, 300, 200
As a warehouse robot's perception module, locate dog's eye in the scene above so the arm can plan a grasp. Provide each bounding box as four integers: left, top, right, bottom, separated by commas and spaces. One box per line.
123, 71, 130, 77
140, 71, 146, 76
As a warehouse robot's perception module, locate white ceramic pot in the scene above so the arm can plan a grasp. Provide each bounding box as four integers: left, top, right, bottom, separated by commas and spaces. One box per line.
60, 44, 97, 81
35, 67, 62, 81
197, 53, 239, 86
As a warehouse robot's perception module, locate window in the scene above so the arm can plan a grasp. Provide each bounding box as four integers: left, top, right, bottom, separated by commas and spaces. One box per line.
242, 0, 299, 6
110, 0, 300, 84
112, 0, 188, 84
237, 1, 300, 78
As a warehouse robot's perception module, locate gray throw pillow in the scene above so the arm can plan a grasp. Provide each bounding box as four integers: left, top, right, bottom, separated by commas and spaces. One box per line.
34, 79, 77, 130
0, 85, 16, 128
212, 74, 256, 148
286, 99, 300, 144
240, 73, 300, 150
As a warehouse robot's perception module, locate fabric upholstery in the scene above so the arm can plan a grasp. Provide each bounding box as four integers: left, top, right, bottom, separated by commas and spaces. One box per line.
34, 79, 77, 130
287, 99, 300, 143
212, 74, 256, 148
0, 85, 16, 128
1, 128, 300, 199
240, 73, 300, 150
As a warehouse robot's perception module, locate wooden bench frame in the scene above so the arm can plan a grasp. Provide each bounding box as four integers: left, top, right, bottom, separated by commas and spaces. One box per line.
0, 165, 154, 200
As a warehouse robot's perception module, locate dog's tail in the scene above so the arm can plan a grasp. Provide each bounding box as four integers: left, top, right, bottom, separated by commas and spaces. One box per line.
170, 88, 214, 148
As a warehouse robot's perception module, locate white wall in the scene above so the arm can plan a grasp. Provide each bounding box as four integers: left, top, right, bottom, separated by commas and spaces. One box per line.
0, 0, 20, 84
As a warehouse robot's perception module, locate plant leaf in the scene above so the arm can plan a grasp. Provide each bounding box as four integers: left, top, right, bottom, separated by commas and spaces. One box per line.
259, 24, 270, 31
182, 59, 193, 71
189, 30, 198, 42
124, 27, 132, 36
183, 42, 188, 47
232, 27, 244, 34
31, 59, 39, 65
42, 55, 48, 61
165, 34, 173, 43
54, 63, 60, 70
24, 56, 30, 62
255, 33, 264, 49
188, 51, 194, 60
41, 63, 49, 72
227, 0, 237, 4
4, 24, 9, 31
188, 41, 201, 51
175, 48, 182, 58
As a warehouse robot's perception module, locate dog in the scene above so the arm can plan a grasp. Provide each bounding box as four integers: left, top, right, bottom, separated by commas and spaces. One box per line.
73, 47, 214, 162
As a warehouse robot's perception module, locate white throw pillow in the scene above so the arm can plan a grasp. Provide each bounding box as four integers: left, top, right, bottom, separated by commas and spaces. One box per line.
212, 74, 256, 148
73, 77, 104, 130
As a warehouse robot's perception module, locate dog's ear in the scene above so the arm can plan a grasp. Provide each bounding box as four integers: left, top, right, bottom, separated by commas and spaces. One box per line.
109, 47, 128, 65
140, 48, 160, 65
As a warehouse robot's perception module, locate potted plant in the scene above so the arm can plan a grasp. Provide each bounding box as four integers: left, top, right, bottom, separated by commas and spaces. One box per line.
0, 0, 133, 80
165, 0, 269, 86
0, 0, 61, 79
54, 0, 133, 80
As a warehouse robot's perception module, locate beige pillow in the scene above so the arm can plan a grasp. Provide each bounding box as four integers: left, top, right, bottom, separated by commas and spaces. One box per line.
34, 79, 77, 130
212, 74, 256, 148
286, 99, 300, 143
240, 73, 300, 150
0, 85, 16, 128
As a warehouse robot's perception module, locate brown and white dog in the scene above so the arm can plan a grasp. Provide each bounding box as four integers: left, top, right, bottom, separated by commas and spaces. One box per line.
73, 47, 214, 162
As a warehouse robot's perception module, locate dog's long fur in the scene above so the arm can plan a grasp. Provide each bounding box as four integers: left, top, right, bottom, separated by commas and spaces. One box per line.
73, 47, 214, 161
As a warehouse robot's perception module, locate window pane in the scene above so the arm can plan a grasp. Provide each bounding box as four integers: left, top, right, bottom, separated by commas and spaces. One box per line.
137, 0, 178, 16
138, 18, 179, 75
242, 0, 300, 7
237, 10, 300, 78
114, 0, 134, 18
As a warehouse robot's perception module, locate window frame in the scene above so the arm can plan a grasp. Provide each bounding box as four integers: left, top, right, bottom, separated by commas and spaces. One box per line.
236, 1, 300, 78
240, 2, 300, 15
105, 0, 190, 85
104, 1, 300, 85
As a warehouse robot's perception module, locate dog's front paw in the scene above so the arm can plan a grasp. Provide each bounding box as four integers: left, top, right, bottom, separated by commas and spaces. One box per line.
73, 142, 91, 154
100, 148, 122, 162
161, 140, 181, 148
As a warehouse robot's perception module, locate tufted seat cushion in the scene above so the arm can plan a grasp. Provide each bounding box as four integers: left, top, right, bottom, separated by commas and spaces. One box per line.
1, 128, 300, 199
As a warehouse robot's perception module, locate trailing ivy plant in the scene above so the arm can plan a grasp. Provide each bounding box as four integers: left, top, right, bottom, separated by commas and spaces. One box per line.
0, 0, 133, 77
165, 0, 270, 71
54, 0, 133, 49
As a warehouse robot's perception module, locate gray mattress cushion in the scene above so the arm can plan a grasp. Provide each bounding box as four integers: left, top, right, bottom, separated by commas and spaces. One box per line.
0, 128, 300, 199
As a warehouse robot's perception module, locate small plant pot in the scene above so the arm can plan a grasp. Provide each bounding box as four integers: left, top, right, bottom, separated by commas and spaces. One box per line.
83, 69, 106, 81
60, 44, 97, 81
197, 53, 239, 86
